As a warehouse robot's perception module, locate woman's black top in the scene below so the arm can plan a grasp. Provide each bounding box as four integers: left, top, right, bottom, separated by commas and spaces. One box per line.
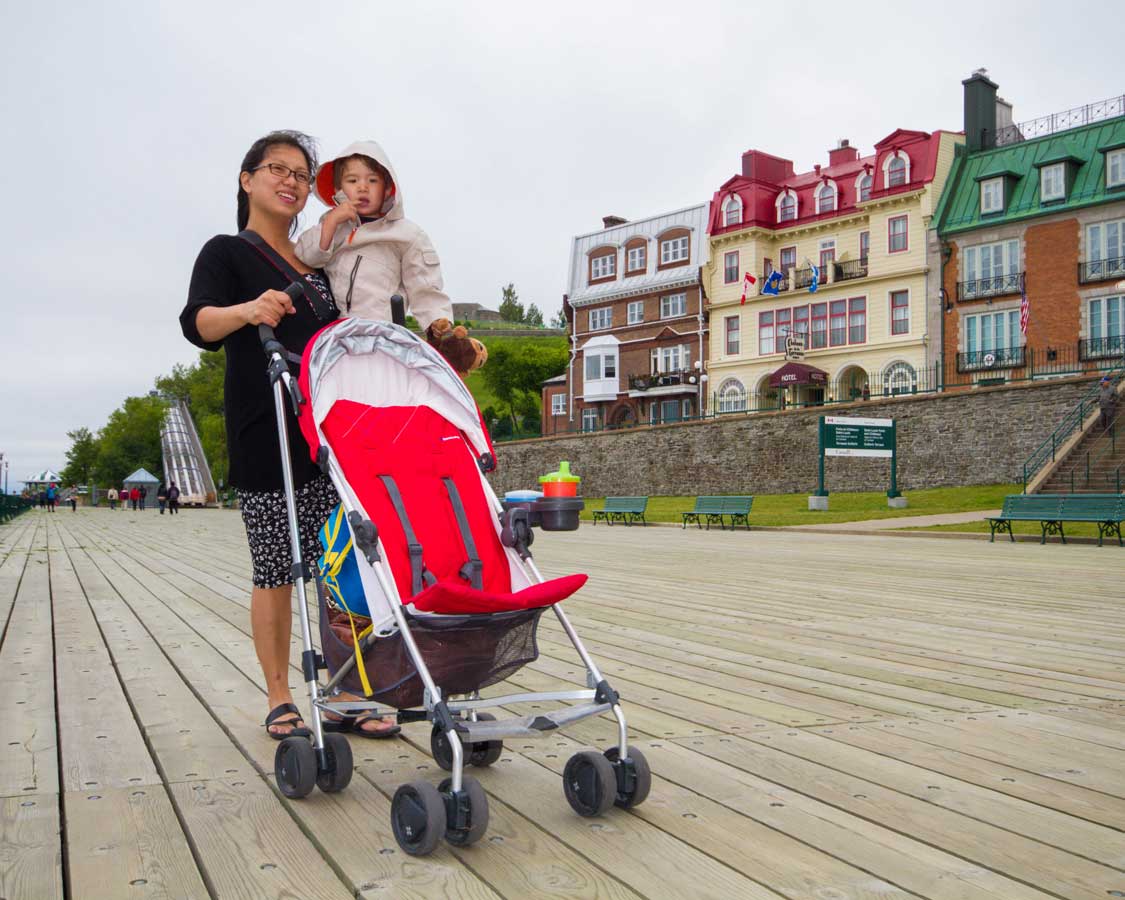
180, 234, 339, 492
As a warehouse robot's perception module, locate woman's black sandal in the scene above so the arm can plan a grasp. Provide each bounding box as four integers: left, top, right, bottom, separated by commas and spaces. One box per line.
322, 710, 401, 739
265, 703, 309, 741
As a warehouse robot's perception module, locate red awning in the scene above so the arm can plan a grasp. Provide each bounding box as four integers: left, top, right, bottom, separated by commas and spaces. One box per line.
769, 361, 828, 388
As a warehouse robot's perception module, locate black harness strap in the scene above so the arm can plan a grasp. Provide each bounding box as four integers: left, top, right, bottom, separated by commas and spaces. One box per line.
378, 475, 436, 596
442, 477, 483, 590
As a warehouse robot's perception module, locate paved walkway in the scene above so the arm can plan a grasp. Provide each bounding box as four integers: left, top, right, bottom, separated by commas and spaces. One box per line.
3, 509, 1123, 899
787, 509, 1000, 531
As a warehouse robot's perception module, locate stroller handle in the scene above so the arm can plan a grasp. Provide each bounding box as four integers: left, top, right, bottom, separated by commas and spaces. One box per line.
390, 294, 406, 326
257, 283, 307, 353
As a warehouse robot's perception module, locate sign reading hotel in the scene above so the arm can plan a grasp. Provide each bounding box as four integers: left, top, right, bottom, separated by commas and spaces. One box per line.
822, 416, 894, 458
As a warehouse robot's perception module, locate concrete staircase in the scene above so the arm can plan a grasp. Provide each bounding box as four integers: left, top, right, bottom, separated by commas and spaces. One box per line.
1037, 420, 1124, 493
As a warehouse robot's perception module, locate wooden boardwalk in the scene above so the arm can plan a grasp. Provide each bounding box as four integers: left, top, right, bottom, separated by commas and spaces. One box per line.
2, 508, 1124, 899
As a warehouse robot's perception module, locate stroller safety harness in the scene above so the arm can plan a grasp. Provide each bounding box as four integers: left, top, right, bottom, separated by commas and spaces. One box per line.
257, 302, 649, 856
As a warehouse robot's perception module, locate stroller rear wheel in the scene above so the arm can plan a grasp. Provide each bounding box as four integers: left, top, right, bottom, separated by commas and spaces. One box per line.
563, 750, 616, 817
391, 781, 446, 856
439, 775, 489, 847
275, 736, 317, 799
431, 713, 503, 770
468, 713, 503, 768
604, 746, 651, 808
316, 732, 354, 793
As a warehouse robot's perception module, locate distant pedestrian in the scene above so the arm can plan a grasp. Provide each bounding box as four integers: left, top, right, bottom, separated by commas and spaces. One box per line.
139, 485, 148, 511
167, 482, 181, 515
862, 383, 871, 402
130, 486, 140, 510
69, 492, 77, 512
157, 482, 168, 514
46, 484, 57, 512
108, 486, 118, 510
38, 490, 46, 510
120, 486, 129, 509
1099, 376, 1117, 432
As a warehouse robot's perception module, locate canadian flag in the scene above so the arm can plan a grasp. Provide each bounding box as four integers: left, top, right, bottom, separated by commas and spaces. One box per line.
739, 271, 757, 305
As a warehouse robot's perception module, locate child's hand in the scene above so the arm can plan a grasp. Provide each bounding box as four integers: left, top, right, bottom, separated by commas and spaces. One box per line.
325, 199, 359, 230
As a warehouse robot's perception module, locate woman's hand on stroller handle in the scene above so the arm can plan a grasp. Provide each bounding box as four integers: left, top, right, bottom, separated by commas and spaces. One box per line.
257, 284, 306, 350
245, 285, 299, 329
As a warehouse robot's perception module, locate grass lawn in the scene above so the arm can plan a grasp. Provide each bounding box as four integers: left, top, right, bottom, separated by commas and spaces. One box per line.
578, 483, 1020, 527
907, 520, 1114, 540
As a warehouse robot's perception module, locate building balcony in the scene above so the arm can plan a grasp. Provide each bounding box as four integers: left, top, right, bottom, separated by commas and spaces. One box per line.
628, 369, 698, 392
833, 258, 868, 282
759, 274, 790, 295
956, 346, 1027, 373
794, 266, 827, 290
1078, 257, 1125, 284
956, 272, 1024, 302
1079, 335, 1125, 360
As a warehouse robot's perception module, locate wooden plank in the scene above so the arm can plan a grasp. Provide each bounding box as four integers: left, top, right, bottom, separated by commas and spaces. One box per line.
0, 793, 63, 900
0, 520, 35, 637
63, 786, 208, 899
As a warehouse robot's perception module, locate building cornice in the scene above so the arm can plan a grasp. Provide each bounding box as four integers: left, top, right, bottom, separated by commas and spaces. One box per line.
568, 276, 699, 308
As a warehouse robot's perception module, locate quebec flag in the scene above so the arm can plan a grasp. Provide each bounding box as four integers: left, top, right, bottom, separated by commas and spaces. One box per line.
808, 264, 820, 293
761, 270, 783, 296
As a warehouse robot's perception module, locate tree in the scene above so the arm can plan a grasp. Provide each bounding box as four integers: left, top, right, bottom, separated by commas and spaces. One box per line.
480, 339, 567, 430
550, 307, 567, 330
94, 395, 168, 487
498, 283, 524, 323
524, 303, 544, 327
60, 427, 99, 486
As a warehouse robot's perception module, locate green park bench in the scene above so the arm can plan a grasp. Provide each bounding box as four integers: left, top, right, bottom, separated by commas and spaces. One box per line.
988, 493, 1124, 546
591, 496, 648, 526
681, 496, 754, 531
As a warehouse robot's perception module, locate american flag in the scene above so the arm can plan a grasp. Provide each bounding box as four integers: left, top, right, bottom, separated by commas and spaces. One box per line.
1019, 273, 1030, 335
739, 271, 757, 305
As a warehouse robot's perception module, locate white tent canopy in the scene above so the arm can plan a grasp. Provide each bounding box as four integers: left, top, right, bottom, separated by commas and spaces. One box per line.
123, 467, 160, 486
24, 469, 61, 485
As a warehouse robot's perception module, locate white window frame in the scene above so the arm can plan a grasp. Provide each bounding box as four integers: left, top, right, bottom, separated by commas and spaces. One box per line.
980, 177, 1004, 214
883, 361, 917, 396
1040, 163, 1065, 202
963, 239, 1020, 297
660, 235, 689, 264
652, 343, 689, 374
883, 151, 910, 187
660, 293, 686, 319
724, 314, 741, 355
722, 195, 743, 226
550, 393, 566, 415
776, 190, 797, 223
626, 244, 646, 273
723, 251, 739, 284
716, 378, 747, 413
855, 171, 873, 202
1107, 149, 1125, 188
591, 252, 616, 280
1088, 295, 1124, 356
626, 300, 644, 325
815, 181, 837, 214
964, 308, 1021, 355
581, 408, 599, 432
1086, 219, 1125, 273
584, 350, 617, 381
588, 306, 612, 331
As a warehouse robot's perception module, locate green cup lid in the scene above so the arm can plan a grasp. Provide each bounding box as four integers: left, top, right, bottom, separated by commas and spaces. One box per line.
538, 461, 581, 483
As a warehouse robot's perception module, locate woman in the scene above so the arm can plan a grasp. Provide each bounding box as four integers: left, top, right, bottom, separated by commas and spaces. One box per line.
157, 482, 168, 514
180, 131, 398, 740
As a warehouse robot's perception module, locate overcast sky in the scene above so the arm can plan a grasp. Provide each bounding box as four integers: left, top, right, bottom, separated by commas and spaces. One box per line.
2, 0, 1120, 488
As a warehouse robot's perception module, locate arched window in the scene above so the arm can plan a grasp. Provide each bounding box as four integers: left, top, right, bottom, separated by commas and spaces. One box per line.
816, 182, 837, 214
723, 195, 743, 226
856, 172, 873, 202
716, 378, 747, 413
776, 190, 797, 223
883, 361, 917, 396
883, 151, 910, 188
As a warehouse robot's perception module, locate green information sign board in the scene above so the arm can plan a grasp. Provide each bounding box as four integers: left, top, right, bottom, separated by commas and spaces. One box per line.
816, 415, 900, 497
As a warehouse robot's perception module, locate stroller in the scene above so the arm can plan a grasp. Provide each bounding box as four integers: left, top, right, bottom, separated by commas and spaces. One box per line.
258, 294, 649, 856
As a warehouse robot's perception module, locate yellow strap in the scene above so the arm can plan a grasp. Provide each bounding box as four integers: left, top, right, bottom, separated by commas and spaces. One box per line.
346, 608, 373, 697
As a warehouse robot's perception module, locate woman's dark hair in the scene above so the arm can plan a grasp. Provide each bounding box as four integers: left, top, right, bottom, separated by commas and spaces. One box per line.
236, 130, 319, 233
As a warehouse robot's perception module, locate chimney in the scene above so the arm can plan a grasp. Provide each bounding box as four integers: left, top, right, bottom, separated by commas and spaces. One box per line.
963, 68, 999, 152
828, 138, 859, 167
741, 149, 795, 182
602, 215, 627, 229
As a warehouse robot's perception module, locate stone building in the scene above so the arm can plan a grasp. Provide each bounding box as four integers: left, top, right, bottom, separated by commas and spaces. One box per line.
929, 72, 1125, 385
542, 206, 710, 436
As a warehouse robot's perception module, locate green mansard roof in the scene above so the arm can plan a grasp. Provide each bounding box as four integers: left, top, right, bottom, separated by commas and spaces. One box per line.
934, 115, 1125, 236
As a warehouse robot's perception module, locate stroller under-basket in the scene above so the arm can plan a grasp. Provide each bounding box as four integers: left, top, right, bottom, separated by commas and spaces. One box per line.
258, 295, 649, 856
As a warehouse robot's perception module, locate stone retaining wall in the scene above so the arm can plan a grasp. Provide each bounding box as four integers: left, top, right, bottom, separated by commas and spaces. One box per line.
490, 377, 1095, 497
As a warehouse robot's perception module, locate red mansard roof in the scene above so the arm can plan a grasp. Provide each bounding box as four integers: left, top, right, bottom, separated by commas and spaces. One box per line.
707, 129, 953, 236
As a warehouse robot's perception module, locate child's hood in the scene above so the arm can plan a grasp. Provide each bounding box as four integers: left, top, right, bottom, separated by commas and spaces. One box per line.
314, 140, 403, 221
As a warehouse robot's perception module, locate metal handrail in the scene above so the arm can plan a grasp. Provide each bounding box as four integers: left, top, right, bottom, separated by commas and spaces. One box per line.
1022, 368, 1124, 491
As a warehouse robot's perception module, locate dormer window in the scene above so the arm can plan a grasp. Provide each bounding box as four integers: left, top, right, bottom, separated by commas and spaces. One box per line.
857, 173, 872, 202
883, 151, 910, 188
1040, 163, 1065, 202
980, 177, 1004, 214
589, 250, 616, 283
1106, 149, 1125, 188
776, 190, 797, 223
815, 182, 837, 214
624, 239, 647, 276
723, 195, 743, 226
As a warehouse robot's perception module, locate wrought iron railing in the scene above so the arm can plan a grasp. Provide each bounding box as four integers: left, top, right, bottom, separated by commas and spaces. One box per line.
956, 272, 1024, 301
833, 258, 868, 282
993, 94, 1125, 147
627, 369, 696, 391
1079, 335, 1125, 360
1078, 257, 1125, 284
794, 266, 827, 289
956, 346, 1026, 372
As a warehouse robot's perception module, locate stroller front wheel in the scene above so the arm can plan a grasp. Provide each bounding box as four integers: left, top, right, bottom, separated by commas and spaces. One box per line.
440, 775, 489, 847
563, 750, 616, 817
275, 737, 317, 799
316, 732, 354, 793
391, 781, 446, 856
604, 746, 651, 809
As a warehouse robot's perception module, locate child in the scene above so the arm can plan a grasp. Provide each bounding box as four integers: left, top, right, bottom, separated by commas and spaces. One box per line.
295, 140, 486, 375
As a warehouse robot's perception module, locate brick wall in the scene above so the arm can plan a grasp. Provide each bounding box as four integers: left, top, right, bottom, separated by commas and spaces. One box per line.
1024, 218, 1080, 348
491, 376, 1096, 497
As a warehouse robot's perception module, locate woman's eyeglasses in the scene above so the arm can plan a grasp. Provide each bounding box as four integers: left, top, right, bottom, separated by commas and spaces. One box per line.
252, 162, 312, 186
